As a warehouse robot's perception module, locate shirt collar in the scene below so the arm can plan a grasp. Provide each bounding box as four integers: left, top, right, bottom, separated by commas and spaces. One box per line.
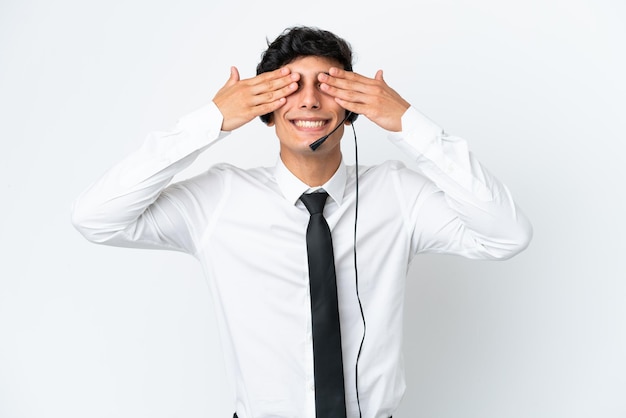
274, 157, 347, 207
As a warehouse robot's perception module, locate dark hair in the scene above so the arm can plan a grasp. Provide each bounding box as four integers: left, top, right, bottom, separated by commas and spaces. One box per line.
256, 26, 358, 124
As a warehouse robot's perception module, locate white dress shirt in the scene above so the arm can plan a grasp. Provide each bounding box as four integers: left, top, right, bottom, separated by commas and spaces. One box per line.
72, 102, 532, 418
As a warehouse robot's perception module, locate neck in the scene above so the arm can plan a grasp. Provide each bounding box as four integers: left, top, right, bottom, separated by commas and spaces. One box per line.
280, 151, 342, 187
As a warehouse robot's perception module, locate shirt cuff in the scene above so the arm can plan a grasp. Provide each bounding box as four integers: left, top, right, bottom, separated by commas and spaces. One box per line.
388, 106, 443, 155
177, 101, 229, 146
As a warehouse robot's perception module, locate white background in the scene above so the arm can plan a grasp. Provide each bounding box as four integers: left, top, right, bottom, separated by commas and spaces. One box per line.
1, 0, 625, 417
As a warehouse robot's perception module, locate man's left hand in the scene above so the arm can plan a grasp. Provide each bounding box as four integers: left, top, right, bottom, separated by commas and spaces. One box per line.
318, 68, 410, 132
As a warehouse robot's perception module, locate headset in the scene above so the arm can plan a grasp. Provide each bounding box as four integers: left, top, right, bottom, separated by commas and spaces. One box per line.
309, 111, 359, 151
310, 111, 366, 418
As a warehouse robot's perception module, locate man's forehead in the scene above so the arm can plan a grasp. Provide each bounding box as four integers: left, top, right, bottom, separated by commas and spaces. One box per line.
287, 56, 338, 77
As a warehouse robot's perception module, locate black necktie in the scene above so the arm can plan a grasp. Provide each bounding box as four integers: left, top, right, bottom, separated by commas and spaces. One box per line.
300, 192, 347, 418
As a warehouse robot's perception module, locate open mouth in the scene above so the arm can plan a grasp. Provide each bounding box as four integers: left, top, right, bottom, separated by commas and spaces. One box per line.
292, 120, 329, 129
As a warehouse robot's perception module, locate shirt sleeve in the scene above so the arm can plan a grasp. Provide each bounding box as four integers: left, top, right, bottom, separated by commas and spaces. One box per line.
388, 106, 533, 260
71, 102, 229, 255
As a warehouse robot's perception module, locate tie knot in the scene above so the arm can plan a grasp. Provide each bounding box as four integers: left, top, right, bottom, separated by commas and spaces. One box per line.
300, 192, 329, 215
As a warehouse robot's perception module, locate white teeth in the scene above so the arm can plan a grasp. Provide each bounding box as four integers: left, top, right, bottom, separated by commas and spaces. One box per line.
294, 120, 326, 128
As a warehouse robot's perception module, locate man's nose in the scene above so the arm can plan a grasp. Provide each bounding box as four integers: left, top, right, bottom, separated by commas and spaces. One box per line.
298, 83, 321, 109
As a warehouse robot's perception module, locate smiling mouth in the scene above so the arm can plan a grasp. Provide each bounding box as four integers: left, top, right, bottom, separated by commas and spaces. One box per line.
292, 120, 328, 128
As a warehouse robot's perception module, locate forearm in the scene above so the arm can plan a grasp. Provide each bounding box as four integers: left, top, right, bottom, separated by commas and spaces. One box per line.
390, 107, 533, 259
71, 102, 227, 246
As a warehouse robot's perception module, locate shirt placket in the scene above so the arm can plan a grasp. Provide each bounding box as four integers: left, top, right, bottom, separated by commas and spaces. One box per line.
303, 268, 316, 418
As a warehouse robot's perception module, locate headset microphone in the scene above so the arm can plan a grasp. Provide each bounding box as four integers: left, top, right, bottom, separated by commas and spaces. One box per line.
309, 112, 352, 151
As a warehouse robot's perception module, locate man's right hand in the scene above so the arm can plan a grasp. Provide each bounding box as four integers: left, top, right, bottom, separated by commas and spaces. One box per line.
212, 66, 300, 132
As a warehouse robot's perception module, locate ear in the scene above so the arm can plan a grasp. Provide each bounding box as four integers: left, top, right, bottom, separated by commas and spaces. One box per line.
344, 110, 353, 125
266, 114, 275, 126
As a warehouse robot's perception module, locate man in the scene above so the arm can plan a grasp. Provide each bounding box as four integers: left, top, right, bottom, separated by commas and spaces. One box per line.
72, 26, 532, 418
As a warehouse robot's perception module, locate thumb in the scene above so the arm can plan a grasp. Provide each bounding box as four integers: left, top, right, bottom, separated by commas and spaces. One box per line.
227, 66, 240, 86
375, 69, 384, 81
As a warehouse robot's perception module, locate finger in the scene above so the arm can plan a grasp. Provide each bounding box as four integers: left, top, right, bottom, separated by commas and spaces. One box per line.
320, 82, 367, 105
226, 66, 240, 87
328, 66, 355, 79
319, 72, 375, 106
248, 81, 297, 107
254, 66, 290, 82
333, 97, 366, 116
320, 69, 374, 95
249, 67, 296, 87
249, 73, 299, 100
253, 96, 287, 117
328, 66, 374, 85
